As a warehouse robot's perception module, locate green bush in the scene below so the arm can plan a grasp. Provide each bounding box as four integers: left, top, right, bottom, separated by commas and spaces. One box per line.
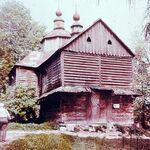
5, 86, 39, 123
8, 122, 58, 131
5, 134, 73, 150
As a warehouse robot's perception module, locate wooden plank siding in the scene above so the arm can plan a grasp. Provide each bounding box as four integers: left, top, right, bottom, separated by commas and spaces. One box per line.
110, 95, 134, 124
63, 51, 100, 87
41, 56, 61, 94
63, 51, 133, 88
65, 21, 132, 57
101, 56, 133, 87
60, 94, 88, 122
16, 67, 38, 88
40, 93, 88, 122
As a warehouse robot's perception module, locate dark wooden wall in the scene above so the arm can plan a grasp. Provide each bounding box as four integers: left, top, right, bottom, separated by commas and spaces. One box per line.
101, 56, 133, 87
16, 67, 38, 89
60, 94, 88, 122
40, 91, 134, 125
40, 93, 88, 122
40, 55, 61, 95
109, 95, 134, 124
88, 91, 134, 125
63, 51, 100, 87
63, 51, 133, 88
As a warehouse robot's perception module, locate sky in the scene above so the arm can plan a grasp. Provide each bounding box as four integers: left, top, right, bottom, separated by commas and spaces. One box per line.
1, 0, 147, 49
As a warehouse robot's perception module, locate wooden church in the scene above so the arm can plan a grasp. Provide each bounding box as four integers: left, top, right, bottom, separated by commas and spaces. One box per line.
9, 9, 141, 126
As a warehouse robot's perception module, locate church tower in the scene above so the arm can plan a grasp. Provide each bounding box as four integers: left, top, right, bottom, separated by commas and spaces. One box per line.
71, 11, 83, 37
41, 9, 71, 54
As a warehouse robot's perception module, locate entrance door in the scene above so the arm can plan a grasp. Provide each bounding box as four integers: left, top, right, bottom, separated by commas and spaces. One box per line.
90, 93, 100, 121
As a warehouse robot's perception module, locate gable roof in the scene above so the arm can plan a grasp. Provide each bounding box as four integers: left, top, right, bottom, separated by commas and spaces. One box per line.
60, 18, 135, 57
14, 50, 55, 68
11, 18, 135, 72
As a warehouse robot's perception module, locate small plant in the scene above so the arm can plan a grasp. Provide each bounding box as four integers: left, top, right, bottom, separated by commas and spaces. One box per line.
8, 122, 59, 131
5, 134, 73, 150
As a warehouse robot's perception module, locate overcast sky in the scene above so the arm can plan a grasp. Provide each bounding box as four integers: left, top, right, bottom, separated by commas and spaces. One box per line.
2, 0, 147, 49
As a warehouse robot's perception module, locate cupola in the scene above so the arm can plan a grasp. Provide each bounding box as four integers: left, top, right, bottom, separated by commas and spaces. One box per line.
71, 11, 83, 37
41, 9, 71, 53
54, 9, 64, 30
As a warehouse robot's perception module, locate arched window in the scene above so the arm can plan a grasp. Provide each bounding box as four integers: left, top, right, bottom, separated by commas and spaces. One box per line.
87, 37, 91, 42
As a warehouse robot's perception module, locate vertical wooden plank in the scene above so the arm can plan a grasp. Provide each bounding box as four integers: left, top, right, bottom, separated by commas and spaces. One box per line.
99, 92, 108, 123
90, 92, 100, 122
61, 51, 64, 87
131, 58, 134, 88
66, 20, 132, 57
16, 67, 19, 85
99, 56, 101, 86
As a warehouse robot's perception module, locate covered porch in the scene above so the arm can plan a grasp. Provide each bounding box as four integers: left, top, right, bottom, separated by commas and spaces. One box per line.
38, 86, 141, 126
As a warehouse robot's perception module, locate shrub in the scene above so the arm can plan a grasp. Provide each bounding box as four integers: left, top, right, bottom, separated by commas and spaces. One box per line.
8, 122, 58, 131
5, 86, 39, 123
5, 134, 73, 150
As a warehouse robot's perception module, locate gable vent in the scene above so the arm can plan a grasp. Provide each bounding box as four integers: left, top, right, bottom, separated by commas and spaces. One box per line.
87, 37, 91, 42
107, 40, 112, 45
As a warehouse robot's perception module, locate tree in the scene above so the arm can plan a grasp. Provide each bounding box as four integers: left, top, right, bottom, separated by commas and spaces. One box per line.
0, 46, 15, 93
0, 0, 45, 61
3, 86, 39, 123
0, 0, 45, 92
133, 36, 150, 129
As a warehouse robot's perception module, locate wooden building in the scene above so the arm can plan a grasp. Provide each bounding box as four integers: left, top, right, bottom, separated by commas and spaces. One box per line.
9, 9, 141, 126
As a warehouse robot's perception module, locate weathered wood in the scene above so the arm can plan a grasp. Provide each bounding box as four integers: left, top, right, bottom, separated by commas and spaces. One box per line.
101, 56, 132, 87
41, 56, 61, 94
65, 21, 133, 57
64, 51, 100, 87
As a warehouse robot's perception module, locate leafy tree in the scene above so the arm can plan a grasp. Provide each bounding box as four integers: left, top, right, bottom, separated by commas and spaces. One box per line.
144, 0, 150, 40
0, 0, 45, 92
133, 37, 150, 129
2, 86, 39, 123
0, 0, 45, 61
134, 42, 150, 96
0, 46, 15, 92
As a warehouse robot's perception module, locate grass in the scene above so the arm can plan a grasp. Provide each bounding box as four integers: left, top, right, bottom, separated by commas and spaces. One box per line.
71, 136, 150, 150
4, 134, 73, 150
5, 122, 150, 150
8, 122, 58, 131
3, 133, 150, 150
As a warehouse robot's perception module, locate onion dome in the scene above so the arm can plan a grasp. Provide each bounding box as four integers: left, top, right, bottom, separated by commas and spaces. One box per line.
56, 9, 62, 17
54, 9, 64, 30
41, 9, 71, 43
71, 11, 83, 37
73, 12, 80, 21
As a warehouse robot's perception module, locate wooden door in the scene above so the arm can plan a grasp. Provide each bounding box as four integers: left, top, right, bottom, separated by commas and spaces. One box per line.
90, 93, 100, 121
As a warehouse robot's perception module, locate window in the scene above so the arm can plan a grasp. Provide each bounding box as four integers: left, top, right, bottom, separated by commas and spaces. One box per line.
87, 37, 91, 42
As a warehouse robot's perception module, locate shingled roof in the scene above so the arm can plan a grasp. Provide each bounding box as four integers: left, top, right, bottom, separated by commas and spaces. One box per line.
12, 18, 135, 69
